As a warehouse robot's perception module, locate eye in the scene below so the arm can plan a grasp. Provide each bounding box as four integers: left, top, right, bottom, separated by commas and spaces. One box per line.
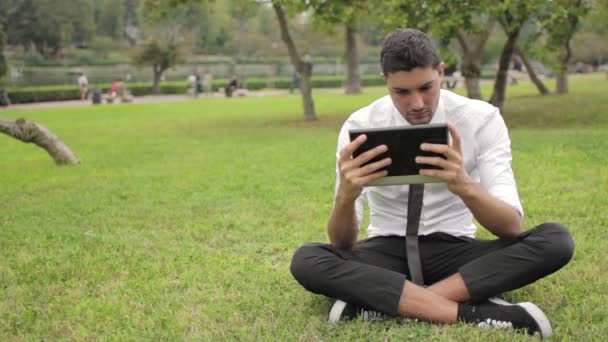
394, 89, 409, 95
420, 86, 431, 92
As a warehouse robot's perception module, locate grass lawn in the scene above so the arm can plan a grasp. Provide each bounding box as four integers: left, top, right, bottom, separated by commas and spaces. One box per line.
1, 73, 607, 340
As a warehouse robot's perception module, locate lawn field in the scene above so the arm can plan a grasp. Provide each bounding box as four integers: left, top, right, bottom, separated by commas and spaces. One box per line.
1, 73, 607, 340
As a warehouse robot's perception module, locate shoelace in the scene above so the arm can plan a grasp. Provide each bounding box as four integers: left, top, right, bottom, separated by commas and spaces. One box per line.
362, 310, 386, 321
478, 318, 514, 329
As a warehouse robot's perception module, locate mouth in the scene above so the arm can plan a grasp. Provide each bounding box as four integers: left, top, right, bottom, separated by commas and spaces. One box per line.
407, 111, 431, 121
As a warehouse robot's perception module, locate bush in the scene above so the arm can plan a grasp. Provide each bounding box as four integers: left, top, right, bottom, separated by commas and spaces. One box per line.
7, 75, 386, 104
23, 51, 46, 67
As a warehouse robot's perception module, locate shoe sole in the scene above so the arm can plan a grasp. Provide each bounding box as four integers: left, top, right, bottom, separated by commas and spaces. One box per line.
488, 299, 553, 339
487, 297, 511, 305
517, 302, 553, 339
328, 300, 347, 323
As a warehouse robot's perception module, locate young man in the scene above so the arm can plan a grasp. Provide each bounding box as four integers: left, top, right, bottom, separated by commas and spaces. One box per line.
290, 28, 574, 338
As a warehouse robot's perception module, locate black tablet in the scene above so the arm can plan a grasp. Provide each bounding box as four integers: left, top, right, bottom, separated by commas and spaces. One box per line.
349, 123, 448, 186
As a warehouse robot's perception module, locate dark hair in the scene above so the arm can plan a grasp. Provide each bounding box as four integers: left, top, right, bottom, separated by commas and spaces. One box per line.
380, 28, 440, 74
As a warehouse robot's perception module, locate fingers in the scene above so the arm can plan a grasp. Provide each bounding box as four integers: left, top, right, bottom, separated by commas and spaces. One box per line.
340, 134, 389, 168
447, 123, 461, 154
339, 134, 367, 162
338, 135, 392, 191
419, 142, 460, 161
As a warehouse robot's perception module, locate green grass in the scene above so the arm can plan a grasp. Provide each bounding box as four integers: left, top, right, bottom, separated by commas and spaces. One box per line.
1, 73, 607, 340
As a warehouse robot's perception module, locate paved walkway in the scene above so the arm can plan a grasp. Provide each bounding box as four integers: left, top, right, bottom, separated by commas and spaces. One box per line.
2, 89, 298, 110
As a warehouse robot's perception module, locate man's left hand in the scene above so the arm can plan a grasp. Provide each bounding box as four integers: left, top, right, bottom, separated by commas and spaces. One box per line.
416, 123, 474, 196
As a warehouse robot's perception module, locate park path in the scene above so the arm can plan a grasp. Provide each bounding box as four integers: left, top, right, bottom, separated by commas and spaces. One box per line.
1, 88, 344, 111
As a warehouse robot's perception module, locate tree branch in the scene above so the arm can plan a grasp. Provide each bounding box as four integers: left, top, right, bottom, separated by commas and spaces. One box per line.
0, 117, 81, 165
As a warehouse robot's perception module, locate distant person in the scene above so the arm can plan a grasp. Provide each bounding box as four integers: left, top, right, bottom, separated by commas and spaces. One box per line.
78, 72, 89, 101
187, 73, 198, 98
290, 54, 313, 94
442, 63, 459, 89
289, 70, 301, 94
304, 53, 313, 76
202, 70, 213, 97
512, 55, 523, 72
225, 75, 238, 97
108, 78, 124, 98
106, 78, 132, 103
195, 68, 203, 96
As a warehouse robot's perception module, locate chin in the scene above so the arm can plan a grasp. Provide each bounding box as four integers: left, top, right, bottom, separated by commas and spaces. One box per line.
405, 114, 432, 125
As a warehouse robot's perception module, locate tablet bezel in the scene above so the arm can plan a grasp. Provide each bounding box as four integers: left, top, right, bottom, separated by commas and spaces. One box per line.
348, 123, 449, 186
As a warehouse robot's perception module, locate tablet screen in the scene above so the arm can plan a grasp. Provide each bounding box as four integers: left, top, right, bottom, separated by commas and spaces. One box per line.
348, 123, 448, 186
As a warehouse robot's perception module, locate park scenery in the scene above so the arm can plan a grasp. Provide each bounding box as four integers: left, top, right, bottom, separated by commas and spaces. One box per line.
1, 0, 608, 340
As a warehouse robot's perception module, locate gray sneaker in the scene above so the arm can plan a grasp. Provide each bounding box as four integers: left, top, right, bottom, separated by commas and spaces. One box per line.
328, 300, 387, 322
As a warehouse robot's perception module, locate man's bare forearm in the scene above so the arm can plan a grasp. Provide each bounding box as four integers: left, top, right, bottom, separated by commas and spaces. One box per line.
459, 182, 523, 239
327, 194, 359, 250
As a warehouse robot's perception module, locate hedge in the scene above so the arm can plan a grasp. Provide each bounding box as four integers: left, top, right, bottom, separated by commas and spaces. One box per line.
6, 75, 387, 104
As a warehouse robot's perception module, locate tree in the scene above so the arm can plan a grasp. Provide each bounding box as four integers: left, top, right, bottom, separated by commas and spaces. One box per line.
132, 31, 189, 94
6, 0, 95, 55
228, 0, 261, 58
124, 0, 141, 46
542, 0, 591, 94
308, 0, 372, 94
95, 0, 125, 40
272, 1, 317, 120
133, 1, 193, 94
572, 0, 608, 65
0, 2, 7, 80
0, 2, 9, 106
516, 45, 550, 95
454, 17, 496, 100
488, 1, 528, 110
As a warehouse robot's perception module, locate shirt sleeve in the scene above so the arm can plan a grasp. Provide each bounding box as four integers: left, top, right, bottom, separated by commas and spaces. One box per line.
334, 121, 366, 230
475, 109, 524, 217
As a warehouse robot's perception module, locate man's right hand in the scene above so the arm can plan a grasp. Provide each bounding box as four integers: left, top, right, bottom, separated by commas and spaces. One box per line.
337, 134, 392, 202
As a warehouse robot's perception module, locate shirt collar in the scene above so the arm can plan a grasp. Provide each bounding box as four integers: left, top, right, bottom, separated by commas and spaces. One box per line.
430, 91, 446, 124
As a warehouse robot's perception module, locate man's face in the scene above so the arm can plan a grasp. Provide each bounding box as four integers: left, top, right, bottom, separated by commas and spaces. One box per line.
383, 65, 444, 125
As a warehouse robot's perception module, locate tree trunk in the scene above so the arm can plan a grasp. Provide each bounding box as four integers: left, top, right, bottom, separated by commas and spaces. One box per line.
0, 117, 81, 165
456, 22, 494, 100
454, 19, 494, 100
152, 64, 162, 95
344, 24, 361, 94
518, 47, 549, 95
463, 76, 482, 100
556, 71, 568, 94
556, 42, 572, 94
272, 2, 317, 120
0, 91, 10, 106
489, 26, 520, 111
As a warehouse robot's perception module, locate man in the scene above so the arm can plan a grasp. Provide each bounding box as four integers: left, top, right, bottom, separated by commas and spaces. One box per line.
78, 72, 88, 101
290, 28, 574, 338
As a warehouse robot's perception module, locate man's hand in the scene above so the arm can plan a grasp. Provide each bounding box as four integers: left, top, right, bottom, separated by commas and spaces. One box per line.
328, 134, 392, 249
415, 123, 474, 197
337, 134, 392, 202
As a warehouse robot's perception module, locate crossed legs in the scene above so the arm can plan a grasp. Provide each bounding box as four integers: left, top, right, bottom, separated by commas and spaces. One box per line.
290, 223, 574, 321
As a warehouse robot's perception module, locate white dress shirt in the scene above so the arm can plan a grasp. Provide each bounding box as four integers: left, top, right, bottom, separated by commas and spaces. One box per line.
335, 90, 523, 238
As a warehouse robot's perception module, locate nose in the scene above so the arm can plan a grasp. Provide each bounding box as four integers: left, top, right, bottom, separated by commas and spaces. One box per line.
409, 92, 424, 111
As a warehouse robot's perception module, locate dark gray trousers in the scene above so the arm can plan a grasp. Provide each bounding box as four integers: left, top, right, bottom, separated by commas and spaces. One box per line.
290, 223, 574, 316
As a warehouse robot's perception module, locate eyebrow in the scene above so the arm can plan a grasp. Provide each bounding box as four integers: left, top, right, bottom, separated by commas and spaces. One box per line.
392, 79, 434, 92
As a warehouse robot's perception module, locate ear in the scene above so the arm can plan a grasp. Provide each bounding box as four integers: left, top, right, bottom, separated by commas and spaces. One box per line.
437, 63, 445, 77
380, 72, 387, 83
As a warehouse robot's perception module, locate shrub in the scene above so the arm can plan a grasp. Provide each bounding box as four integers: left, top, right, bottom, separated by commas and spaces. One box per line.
23, 51, 46, 67
7, 75, 385, 104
